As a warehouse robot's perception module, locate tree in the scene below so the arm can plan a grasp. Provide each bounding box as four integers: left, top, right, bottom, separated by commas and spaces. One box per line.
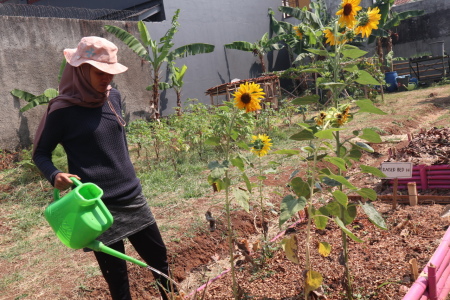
105, 9, 215, 119
369, 0, 424, 72
224, 32, 284, 74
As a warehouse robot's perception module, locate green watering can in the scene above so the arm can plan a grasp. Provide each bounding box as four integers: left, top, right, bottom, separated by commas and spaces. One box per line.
44, 177, 147, 267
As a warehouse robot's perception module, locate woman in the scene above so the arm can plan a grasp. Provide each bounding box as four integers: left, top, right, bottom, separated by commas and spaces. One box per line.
33, 36, 176, 300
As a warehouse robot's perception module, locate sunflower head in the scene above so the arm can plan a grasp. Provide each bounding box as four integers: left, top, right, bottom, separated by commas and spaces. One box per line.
294, 26, 303, 39
233, 82, 265, 113
334, 105, 352, 126
315, 112, 327, 126
355, 7, 381, 38
250, 134, 272, 157
336, 0, 362, 28
323, 29, 347, 46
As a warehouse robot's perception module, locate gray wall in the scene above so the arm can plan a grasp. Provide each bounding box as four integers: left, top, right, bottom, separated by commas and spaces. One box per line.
151, 1, 286, 114
392, 0, 450, 59
0, 0, 285, 150
0, 16, 153, 151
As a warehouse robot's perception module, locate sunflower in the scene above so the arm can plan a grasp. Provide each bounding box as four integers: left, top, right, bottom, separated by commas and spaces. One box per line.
355, 7, 381, 38
323, 29, 347, 46
336, 0, 362, 28
315, 112, 327, 126
335, 105, 351, 126
294, 26, 303, 39
250, 134, 272, 157
233, 82, 265, 113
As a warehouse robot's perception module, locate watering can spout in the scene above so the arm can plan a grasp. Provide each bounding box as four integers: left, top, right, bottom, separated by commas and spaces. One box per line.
87, 240, 148, 267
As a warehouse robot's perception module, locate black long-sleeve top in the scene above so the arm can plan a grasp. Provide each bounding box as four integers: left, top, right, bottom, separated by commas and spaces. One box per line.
33, 89, 155, 245
33, 88, 141, 203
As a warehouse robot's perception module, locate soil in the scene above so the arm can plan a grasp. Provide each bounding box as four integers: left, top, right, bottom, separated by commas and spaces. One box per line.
2, 85, 450, 300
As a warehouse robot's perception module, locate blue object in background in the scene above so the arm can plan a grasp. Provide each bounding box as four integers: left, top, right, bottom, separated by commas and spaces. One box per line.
385, 71, 398, 92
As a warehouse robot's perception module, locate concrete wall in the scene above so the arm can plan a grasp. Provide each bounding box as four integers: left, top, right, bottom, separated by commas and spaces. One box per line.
0, 16, 154, 151
154, 1, 287, 114
0, 0, 285, 150
392, 0, 450, 59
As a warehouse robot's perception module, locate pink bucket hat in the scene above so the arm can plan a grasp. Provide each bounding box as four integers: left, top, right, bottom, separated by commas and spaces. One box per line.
64, 36, 128, 74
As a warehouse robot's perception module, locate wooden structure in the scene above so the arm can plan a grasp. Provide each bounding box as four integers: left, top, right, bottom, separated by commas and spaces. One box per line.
394, 55, 450, 83
205, 75, 281, 110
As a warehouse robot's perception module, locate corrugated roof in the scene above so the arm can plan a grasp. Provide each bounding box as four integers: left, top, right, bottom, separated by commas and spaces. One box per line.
205, 75, 279, 95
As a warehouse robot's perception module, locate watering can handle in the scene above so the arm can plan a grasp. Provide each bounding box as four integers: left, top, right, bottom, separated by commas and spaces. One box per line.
53, 176, 83, 201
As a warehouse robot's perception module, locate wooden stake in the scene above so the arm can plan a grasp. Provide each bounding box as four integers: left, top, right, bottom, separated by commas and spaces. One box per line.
409, 258, 419, 281
407, 182, 418, 206
392, 178, 398, 210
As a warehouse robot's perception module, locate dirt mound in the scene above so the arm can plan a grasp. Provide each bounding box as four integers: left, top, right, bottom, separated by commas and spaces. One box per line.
391, 127, 450, 165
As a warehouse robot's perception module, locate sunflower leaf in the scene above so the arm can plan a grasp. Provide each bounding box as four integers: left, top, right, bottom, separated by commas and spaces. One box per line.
359, 201, 387, 230
305, 270, 323, 294
230, 156, 245, 172
334, 216, 363, 243
360, 165, 387, 178
290, 130, 315, 141
360, 128, 382, 143
242, 173, 252, 193
318, 242, 332, 257
355, 99, 387, 115
279, 195, 307, 227
233, 188, 249, 213
332, 190, 348, 207
355, 70, 381, 85
281, 235, 299, 264
291, 95, 320, 105
273, 149, 300, 156
342, 47, 367, 59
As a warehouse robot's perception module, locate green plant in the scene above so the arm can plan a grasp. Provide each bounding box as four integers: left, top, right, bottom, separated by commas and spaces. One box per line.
105, 9, 215, 119
206, 82, 267, 299
170, 99, 216, 161
272, 2, 389, 299
11, 59, 66, 112
369, 0, 424, 72
365, 126, 388, 135
127, 119, 153, 160
224, 32, 284, 74
168, 63, 188, 115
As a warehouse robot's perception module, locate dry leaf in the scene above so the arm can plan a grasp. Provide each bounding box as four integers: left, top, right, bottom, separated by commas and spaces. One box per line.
252, 240, 261, 252
318, 242, 331, 257
305, 270, 323, 295
281, 234, 299, 264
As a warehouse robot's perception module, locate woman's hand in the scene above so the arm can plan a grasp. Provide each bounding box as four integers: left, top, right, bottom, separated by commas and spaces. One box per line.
54, 173, 81, 190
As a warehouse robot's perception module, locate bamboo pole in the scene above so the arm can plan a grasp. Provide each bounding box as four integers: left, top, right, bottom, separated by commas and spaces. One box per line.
408, 182, 418, 206
393, 177, 398, 209
410, 258, 419, 281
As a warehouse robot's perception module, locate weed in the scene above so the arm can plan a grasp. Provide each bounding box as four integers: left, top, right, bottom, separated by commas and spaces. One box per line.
365, 127, 388, 135
391, 121, 403, 127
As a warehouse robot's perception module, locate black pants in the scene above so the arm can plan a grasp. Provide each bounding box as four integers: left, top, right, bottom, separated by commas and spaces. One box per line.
94, 222, 175, 300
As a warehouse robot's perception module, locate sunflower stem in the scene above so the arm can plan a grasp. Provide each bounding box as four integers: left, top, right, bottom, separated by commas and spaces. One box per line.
258, 157, 267, 242
225, 108, 239, 299
224, 169, 238, 299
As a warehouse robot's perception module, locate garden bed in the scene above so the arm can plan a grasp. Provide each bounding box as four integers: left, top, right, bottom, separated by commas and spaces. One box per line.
2, 85, 450, 299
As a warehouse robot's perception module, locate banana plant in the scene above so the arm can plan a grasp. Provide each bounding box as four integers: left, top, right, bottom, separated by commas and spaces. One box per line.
169, 63, 187, 116
105, 9, 215, 119
224, 32, 285, 74
11, 58, 66, 112
368, 0, 424, 72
